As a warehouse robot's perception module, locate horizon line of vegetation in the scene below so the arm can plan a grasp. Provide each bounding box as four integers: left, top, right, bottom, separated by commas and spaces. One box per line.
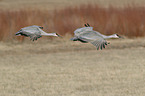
0, 4, 145, 41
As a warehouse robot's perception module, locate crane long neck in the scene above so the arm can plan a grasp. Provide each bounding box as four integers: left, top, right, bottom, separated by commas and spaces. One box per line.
41, 33, 55, 36
39, 29, 56, 36
103, 34, 116, 39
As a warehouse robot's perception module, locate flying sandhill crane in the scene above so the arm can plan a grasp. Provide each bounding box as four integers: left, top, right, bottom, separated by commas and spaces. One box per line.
70, 23, 122, 50
15, 25, 61, 41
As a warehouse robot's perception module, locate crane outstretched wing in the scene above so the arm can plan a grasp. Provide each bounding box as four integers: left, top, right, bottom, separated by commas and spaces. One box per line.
22, 27, 42, 41
78, 32, 108, 50
74, 27, 93, 36
90, 39, 108, 50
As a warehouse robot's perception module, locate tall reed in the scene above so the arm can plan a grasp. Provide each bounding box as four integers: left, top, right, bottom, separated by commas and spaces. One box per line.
0, 4, 145, 41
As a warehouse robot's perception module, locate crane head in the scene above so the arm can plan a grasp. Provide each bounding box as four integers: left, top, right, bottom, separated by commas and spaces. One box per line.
116, 34, 123, 38
56, 33, 62, 38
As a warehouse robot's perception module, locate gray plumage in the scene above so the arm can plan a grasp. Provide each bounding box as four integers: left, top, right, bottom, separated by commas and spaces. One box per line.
71, 27, 121, 50
22, 25, 43, 29
15, 25, 60, 41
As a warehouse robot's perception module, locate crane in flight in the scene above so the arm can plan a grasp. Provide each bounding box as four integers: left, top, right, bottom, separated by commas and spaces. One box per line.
71, 23, 122, 50
15, 25, 61, 41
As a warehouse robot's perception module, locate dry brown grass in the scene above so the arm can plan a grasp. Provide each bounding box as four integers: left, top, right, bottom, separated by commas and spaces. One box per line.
0, 38, 145, 96
0, 4, 145, 41
53, 5, 145, 37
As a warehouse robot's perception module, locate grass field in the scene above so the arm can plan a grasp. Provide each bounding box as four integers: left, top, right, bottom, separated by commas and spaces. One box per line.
0, 38, 145, 96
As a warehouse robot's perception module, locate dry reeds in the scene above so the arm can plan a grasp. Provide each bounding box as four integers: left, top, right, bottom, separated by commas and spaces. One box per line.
0, 4, 145, 41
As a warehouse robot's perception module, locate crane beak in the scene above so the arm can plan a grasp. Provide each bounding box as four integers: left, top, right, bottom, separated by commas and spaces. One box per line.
56, 33, 62, 38
116, 34, 123, 38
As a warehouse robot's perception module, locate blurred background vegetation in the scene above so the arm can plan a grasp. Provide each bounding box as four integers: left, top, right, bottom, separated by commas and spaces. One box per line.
0, 0, 145, 41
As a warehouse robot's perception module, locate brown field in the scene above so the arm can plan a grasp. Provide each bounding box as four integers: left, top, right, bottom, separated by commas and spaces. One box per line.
0, 37, 145, 96
0, 0, 145, 96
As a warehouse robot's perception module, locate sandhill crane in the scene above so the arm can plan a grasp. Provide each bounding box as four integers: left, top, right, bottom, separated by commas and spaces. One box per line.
15, 25, 61, 41
70, 23, 121, 50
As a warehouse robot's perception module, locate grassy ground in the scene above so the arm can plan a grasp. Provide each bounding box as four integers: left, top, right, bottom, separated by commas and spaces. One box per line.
0, 38, 145, 96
